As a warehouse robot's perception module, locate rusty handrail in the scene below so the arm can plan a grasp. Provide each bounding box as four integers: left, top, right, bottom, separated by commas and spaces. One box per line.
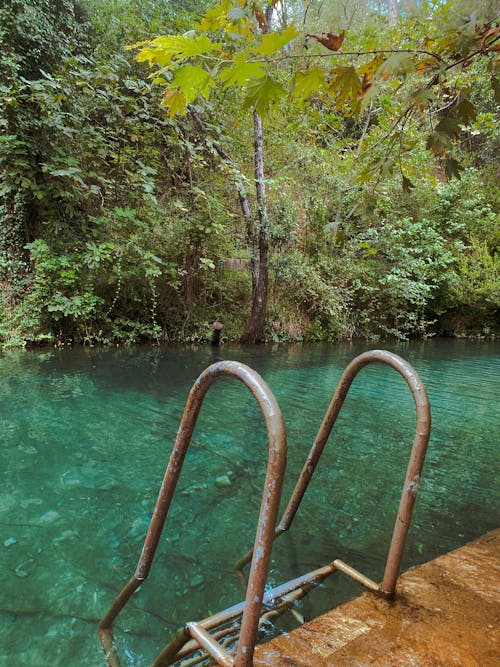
98, 360, 287, 667
236, 350, 431, 598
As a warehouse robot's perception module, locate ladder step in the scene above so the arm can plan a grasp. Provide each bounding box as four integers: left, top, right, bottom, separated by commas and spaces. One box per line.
187, 622, 234, 667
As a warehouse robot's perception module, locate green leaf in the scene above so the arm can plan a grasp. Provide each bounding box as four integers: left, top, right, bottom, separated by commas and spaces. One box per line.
409, 88, 436, 105
291, 67, 325, 103
381, 157, 395, 177
445, 157, 462, 180
434, 116, 461, 137
426, 132, 447, 154
328, 65, 362, 113
375, 52, 414, 79
251, 25, 300, 56
243, 76, 286, 116
455, 97, 476, 124
46, 166, 82, 177
217, 54, 266, 89
196, 1, 232, 31
171, 65, 215, 103
426, 115, 462, 154
161, 89, 187, 117
135, 34, 221, 67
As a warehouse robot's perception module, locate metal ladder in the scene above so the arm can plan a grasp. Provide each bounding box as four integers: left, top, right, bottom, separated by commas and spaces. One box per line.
99, 350, 431, 667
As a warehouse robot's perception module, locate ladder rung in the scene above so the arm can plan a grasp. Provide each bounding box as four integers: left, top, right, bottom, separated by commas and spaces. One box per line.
187, 622, 234, 667
333, 559, 381, 592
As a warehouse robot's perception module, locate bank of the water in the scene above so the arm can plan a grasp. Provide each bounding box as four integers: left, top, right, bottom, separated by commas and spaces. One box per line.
254, 529, 500, 666
0, 340, 498, 665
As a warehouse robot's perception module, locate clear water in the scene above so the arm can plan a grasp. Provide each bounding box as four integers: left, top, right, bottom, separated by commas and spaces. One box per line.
1, 340, 498, 666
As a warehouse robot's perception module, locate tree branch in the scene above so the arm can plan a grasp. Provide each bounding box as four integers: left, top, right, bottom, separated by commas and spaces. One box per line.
188, 105, 253, 231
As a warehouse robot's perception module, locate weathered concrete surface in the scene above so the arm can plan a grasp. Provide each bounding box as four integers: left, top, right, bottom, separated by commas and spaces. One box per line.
254, 529, 500, 666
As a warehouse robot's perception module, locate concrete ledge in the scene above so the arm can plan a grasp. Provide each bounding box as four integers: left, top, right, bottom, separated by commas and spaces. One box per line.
254, 529, 500, 666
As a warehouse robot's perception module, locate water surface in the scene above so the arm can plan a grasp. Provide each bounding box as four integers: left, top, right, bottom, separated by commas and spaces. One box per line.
1, 340, 498, 665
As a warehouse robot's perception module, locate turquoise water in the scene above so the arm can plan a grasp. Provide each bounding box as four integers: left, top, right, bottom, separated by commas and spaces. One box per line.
1, 341, 498, 665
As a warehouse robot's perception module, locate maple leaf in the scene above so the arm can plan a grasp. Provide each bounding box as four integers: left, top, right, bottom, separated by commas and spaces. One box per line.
416, 59, 436, 75
410, 88, 436, 110
196, 1, 231, 32
358, 56, 384, 88
445, 157, 462, 180
291, 67, 325, 103
426, 132, 447, 155
480, 25, 500, 51
243, 75, 286, 116
375, 52, 414, 80
328, 65, 362, 113
307, 30, 345, 52
251, 25, 300, 56
135, 34, 221, 67
455, 96, 477, 124
170, 66, 215, 103
161, 89, 187, 117
434, 117, 461, 138
217, 54, 266, 89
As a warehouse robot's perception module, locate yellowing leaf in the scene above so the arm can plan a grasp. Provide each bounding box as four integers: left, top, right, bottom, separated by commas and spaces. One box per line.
196, 0, 231, 32
217, 54, 266, 89
410, 88, 436, 110
291, 67, 325, 103
161, 88, 187, 117
135, 34, 221, 67
359, 82, 380, 112
171, 66, 215, 103
251, 24, 300, 56
136, 47, 173, 67
358, 55, 384, 85
243, 76, 286, 116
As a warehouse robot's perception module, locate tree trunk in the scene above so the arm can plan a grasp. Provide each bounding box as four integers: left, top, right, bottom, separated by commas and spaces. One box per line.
388, 0, 398, 25
240, 4, 274, 344
240, 110, 269, 343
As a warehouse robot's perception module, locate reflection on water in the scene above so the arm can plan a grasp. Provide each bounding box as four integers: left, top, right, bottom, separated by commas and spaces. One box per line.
0, 340, 499, 665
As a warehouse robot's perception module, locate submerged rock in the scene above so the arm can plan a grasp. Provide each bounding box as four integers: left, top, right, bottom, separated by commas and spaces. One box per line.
37, 510, 61, 525
15, 558, 34, 578
190, 573, 204, 588
215, 474, 231, 488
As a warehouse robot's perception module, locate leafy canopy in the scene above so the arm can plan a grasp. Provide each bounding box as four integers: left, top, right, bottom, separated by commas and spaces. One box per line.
132, 0, 499, 177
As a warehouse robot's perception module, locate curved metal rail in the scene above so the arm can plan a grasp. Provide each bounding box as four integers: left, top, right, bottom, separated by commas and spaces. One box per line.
235, 349, 431, 597
98, 360, 287, 667
99, 351, 431, 667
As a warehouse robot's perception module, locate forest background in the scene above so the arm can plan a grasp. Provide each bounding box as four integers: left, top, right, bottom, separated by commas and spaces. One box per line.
0, 0, 498, 347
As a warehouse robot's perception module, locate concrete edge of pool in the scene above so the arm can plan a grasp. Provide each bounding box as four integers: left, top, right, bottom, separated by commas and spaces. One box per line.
250, 529, 500, 666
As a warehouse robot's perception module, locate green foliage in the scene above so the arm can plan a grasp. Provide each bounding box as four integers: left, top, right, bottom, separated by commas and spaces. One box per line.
0, 0, 498, 346
445, 238, 499, 335
0, 0, 91, 80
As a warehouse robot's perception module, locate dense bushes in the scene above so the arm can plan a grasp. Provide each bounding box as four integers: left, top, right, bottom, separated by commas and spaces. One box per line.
0, 1, 498, 347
